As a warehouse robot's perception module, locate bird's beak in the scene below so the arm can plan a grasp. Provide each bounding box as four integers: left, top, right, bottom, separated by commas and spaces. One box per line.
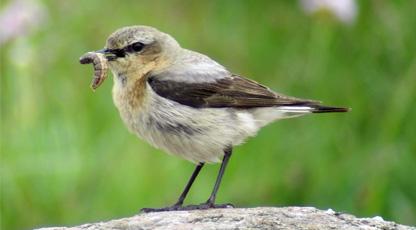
95, 48, 117, 61
95, 48, 110, 54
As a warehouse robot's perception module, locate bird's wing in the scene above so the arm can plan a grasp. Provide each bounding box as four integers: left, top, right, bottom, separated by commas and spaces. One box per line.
147, 71, 320, 109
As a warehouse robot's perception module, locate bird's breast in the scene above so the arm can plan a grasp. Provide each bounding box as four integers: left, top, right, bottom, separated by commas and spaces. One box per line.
112, 73, 149, 133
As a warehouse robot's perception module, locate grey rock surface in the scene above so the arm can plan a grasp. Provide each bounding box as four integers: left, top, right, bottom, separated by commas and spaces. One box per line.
35, 207, 415, 230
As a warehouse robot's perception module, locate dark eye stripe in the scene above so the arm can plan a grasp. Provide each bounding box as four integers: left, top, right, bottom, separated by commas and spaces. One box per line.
113, 49, 126, 57
107, 42, 145, 59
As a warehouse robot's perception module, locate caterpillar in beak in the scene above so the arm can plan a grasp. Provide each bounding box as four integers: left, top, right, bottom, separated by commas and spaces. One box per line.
79, 52, 108, 91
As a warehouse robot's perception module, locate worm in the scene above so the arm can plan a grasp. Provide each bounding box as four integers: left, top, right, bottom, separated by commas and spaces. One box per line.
79, 52, 108, 91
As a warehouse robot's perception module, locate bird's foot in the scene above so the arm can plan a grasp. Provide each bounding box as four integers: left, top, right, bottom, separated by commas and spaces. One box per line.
140, 204, 183, 213
181, 202, 234, 210
140, 202, 234, 213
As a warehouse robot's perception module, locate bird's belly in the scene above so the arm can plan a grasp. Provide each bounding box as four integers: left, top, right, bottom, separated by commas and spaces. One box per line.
113, 86, 260, 163
134, 115, 224, 163
131, 107, 235, 163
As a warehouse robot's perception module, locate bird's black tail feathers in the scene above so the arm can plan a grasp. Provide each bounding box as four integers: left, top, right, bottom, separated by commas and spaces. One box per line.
310, 104, 350, 113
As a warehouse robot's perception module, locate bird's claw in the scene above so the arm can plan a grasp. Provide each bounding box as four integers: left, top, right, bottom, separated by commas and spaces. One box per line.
182, 202, 234, 210
141, 203, 234, 213
140, 204, 183, 213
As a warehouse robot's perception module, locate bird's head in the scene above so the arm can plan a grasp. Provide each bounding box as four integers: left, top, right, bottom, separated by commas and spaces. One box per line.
98, 25, 180, 78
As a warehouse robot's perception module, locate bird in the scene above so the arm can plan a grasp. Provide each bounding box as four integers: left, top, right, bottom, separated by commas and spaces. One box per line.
84, 25, 349, 212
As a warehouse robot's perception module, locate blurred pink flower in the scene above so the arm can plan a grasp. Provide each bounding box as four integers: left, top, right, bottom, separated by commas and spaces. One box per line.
0, 0, 48, 45
300, 0, 357, 24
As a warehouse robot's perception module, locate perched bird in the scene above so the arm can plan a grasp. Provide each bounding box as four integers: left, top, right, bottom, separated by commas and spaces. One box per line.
84, 25, 348, 212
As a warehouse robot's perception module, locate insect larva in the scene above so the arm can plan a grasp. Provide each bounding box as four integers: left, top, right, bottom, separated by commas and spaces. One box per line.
79, 52, 108, 91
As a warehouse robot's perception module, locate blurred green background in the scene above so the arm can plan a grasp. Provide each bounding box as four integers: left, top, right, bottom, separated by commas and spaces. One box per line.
1, 0, 416, 229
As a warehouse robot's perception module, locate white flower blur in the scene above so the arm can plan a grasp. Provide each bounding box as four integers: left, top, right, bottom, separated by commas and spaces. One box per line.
300, 0, 358, 24
0, 0, 48, 45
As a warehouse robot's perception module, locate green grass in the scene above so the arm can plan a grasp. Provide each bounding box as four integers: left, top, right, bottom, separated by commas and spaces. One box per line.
1, 1, 416, 229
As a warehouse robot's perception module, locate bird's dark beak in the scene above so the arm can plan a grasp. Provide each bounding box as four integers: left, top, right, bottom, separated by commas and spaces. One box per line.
95, 48, 110, 54
95, 48, 117, 61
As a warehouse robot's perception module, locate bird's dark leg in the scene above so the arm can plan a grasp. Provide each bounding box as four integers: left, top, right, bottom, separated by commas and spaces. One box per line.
141, 162, 204, 213
204, 148, 233, 207
183, 148, 234, 210
174, 162, 204, 206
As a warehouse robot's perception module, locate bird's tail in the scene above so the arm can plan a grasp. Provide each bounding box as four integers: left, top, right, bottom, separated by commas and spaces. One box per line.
309, 104, 350, 113
276, 104, 350, 114
253, 104, 349, 126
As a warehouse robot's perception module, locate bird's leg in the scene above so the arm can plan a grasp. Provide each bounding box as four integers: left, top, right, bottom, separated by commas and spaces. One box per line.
204, 148, 233, 207
174, 162, 205, 206
183, 148, 234, 210
141, 162, 204, 213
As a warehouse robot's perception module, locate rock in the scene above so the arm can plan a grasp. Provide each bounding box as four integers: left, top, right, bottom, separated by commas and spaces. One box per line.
35, 207, 415, 230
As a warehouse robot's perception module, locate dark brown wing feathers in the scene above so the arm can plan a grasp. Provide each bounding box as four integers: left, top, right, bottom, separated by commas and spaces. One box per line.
148, 74, 320, 109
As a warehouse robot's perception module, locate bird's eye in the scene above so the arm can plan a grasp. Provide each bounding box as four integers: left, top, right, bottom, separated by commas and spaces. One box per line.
130, 42, 144, 52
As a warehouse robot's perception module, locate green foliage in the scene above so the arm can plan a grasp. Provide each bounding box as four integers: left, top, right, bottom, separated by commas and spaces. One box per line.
1, 1, 415, 229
